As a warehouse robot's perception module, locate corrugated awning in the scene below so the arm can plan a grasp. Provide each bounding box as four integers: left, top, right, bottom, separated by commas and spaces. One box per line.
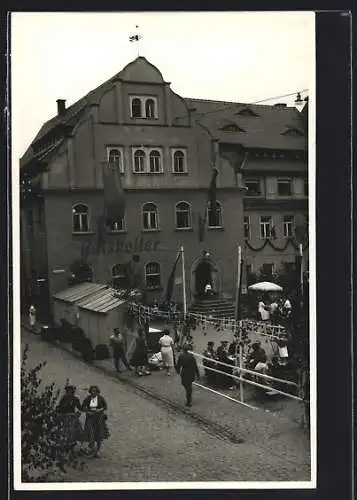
53, 282, 107, 303
76, 287, 126, 313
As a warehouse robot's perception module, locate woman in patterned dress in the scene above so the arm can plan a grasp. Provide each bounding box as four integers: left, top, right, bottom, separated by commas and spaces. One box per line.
57, 385, 83, 456
81, 385, 109, 458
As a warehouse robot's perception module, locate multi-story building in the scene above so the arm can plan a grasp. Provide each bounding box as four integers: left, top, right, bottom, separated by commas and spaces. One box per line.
184, 98, 308, 285
20, 56, 308, 314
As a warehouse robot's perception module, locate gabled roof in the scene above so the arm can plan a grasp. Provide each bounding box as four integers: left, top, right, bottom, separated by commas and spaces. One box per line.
185, 98, 307, 150
20, 57, 161, 167
21, 57, 307, 169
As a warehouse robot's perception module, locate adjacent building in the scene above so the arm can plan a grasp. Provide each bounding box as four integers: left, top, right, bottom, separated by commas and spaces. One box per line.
20, 56, 308, 313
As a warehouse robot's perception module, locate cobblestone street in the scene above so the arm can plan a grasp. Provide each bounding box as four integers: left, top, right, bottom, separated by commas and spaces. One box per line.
20, 329, 311, 483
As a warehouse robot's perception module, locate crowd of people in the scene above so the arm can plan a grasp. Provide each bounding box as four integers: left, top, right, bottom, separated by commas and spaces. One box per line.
257, 296, 292, 324
201, 333, 292, 391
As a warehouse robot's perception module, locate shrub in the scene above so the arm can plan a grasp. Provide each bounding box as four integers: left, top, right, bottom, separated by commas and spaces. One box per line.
71, 328, 86, 352
80, 338, 94, 363
95, 344, 110, 360
21, 345, 84, 482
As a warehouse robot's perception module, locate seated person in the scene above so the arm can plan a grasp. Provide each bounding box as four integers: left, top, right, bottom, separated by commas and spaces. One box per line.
204, 283, 214, 297
216, 340, 236, 389
277, 336, 289, 366
202, 341, 217, 380
247, 341, 268, 374
228, 336, 239, 356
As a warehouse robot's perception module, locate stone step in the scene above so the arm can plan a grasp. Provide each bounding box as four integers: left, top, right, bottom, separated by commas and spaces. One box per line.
192, 301, 235, 308
190, 301, 235, 309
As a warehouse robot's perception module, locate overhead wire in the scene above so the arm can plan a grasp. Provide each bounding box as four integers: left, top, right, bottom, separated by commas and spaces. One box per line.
174, 88, 309, 122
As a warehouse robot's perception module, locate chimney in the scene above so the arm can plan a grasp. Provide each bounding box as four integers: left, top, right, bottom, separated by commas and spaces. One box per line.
56, 99, 66, 116
274, 103, 287, 108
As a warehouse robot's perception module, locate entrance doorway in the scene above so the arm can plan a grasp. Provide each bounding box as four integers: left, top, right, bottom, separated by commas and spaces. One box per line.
194, 259, 212, 297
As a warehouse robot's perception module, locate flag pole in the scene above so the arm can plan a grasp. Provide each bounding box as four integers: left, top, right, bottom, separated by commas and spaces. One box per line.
234, 245, 244, 403
180, 246, 187, 317
234, 245, 242, 320
299, 243, 304, 308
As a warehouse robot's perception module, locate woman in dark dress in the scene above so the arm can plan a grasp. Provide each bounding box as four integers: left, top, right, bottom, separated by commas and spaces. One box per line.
57, 385, 83, 455
81, 385, 109, 458
130, 328, 151, 376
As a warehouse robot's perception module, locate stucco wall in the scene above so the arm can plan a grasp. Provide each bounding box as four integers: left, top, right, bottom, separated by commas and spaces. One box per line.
43, 187, 244, 303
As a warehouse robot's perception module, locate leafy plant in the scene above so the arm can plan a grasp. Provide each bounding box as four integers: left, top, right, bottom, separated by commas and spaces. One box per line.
21, 345, 83, 482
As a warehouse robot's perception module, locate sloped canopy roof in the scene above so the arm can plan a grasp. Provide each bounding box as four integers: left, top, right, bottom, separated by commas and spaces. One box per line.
53, 282, 107, 304
75, 287, 126, 313
185, 98, 307, 150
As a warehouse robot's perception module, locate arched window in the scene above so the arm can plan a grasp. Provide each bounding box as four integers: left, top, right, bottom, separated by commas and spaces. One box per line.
134, 150, 146, 173
72, 203, 90, 233
207, 200, 223, 228
131, 98, 142, 118
142, 202, 159, 230
112, 264, 129, 289
145, 262, 161, 288
175, 201, 192, 229
173, 150, 186, 173
108, 148, 122, 170
149, 150, 161, 173
145, 99, 156, 119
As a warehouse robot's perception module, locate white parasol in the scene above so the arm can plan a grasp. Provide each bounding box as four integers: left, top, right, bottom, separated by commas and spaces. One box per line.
248, 281, 283, 292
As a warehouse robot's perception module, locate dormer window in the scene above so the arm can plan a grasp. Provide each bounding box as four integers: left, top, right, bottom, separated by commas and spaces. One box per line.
130, 96, 158, 119
236, 107, 259, 117
281, 127, 304, 137
219, 123, 245, 133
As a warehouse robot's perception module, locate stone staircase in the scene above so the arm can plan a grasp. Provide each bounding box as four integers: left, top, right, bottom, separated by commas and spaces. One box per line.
189, 296, 236, 319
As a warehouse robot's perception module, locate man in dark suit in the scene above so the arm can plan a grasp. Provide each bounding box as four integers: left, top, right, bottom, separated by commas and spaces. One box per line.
175, 344, 200, 407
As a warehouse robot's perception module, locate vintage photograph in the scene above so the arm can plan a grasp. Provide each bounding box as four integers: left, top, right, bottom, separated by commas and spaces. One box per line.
12, 11, 315, 488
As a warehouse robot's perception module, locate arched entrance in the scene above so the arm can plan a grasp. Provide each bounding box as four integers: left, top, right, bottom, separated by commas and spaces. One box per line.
191, 256, 221, 299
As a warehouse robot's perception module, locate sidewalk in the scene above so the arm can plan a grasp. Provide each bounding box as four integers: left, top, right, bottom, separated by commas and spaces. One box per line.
22, 320, 311, 477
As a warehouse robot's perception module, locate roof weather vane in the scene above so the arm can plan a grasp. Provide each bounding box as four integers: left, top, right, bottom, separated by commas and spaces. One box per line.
129, 25, 142, 57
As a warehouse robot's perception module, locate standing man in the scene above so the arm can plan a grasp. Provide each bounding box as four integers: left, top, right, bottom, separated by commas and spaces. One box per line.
109, 328, 132, 373
175, 344, 200, 407
29, 304, 36, 328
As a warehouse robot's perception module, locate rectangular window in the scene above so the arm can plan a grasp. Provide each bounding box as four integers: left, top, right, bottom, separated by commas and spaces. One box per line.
261, 263, 274, 276
245, 179, 261, 196
284, 262, 295, 273
260, 215, 272, 239
304, 179, 308, 196
108, 216, 125, 232
145, 263, 161, 287
112, 265, 129, 288
283, 215, 295, 238
244, 216, 250, 239
277, 178, 292, 196
73, 213, 89, 233
176, 210, 191, 228
246, 264, 253, 277
143, 212, 158, 230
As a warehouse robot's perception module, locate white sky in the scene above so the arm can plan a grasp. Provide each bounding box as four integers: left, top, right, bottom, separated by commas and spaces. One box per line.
11, 11, 315, 164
